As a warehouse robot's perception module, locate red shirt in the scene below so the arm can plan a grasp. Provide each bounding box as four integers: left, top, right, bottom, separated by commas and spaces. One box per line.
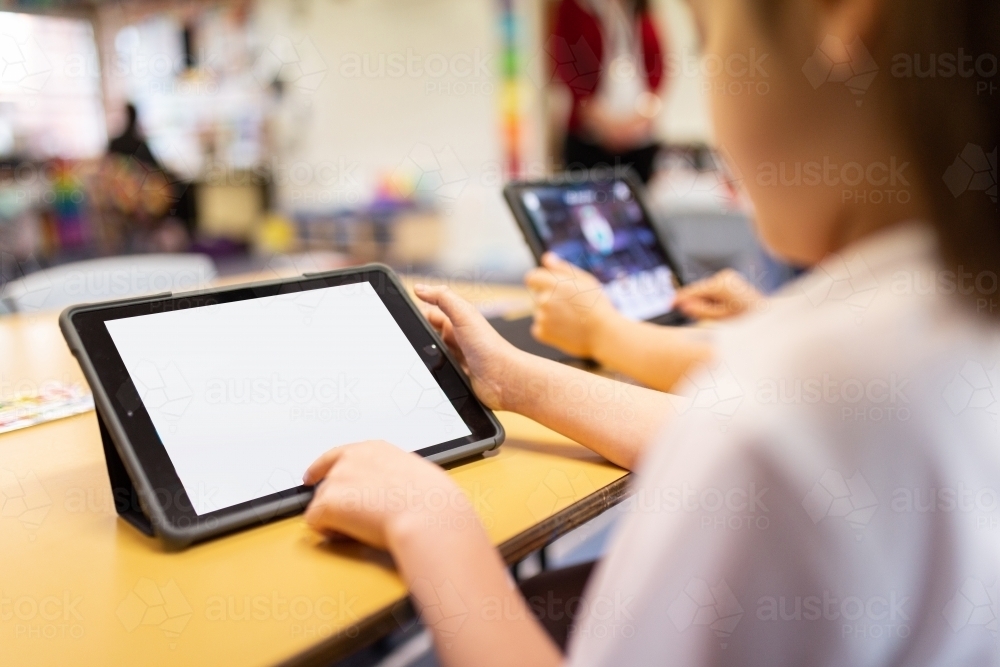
550, 0, 666, 133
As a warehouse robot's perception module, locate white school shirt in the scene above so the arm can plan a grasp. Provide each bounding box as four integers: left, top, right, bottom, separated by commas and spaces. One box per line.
567, 223, 1000, 666
589, 0, 648, 123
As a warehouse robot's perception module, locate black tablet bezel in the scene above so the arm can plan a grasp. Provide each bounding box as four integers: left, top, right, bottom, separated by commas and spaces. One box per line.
503, 170, 687, 324
62, 265, 503, 547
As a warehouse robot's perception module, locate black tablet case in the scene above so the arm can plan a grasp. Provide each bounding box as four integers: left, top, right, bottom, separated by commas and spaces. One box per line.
98, 409, 155, 536
61, 265, 505, 549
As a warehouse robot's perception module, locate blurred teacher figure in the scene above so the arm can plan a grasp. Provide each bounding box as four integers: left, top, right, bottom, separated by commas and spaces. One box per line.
552, 0, 666, 182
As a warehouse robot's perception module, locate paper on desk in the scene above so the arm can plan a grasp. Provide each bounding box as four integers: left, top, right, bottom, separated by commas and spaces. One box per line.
0, 383, 94, 435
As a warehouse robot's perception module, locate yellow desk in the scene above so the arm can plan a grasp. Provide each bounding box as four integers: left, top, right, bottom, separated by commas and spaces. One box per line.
0, 302, 628, 666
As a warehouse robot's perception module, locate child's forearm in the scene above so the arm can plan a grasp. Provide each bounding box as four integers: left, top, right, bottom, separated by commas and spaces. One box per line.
500, 350, 677, 470
388, 506, 562, 667
591, 316, 714, 393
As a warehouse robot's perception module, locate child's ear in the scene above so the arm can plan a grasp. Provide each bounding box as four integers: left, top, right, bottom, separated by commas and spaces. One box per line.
813, 0, 886, 45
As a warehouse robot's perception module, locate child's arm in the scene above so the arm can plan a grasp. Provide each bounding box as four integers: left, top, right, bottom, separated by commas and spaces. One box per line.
303, 441, 563, 667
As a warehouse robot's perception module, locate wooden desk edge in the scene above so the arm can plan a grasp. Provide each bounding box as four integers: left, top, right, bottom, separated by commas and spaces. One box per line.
277, 474, 634, 667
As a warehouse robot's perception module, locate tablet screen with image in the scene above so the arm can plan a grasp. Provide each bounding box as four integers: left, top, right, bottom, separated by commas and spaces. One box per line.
509, 177, 681, 322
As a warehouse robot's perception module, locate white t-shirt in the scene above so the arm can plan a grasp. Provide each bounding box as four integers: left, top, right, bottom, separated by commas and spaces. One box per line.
567, 223, 1000, 666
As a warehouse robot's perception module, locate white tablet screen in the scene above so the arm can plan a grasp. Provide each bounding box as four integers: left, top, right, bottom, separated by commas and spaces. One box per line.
104, 282, 471, 515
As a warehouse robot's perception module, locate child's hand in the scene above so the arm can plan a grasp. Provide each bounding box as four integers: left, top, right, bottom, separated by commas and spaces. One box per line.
524, 253, 621, 359
414, 284, 526, 411
303, 440, 472, 549
674, 269, 766, 321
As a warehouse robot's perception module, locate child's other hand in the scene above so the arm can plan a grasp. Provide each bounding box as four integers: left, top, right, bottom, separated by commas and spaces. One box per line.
674, 269, 766, 321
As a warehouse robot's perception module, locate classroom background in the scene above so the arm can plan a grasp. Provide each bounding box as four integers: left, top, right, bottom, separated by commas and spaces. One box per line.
0, 0, 789, 313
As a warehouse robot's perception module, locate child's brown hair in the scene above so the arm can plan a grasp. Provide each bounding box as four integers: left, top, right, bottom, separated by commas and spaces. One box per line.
759, 0, 999, 317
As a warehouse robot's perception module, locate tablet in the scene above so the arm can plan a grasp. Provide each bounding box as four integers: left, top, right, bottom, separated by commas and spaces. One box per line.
60, 265, 504, 549
504, 172, 686, 324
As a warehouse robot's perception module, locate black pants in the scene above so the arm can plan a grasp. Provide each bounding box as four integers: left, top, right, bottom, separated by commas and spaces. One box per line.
518, 561, 596, 650
562, 134, 660, 184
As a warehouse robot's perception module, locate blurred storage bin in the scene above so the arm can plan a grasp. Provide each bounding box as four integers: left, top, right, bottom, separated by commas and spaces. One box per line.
292, 207, 445, 269
196, 180, 265, 241
388, 211, 444, 267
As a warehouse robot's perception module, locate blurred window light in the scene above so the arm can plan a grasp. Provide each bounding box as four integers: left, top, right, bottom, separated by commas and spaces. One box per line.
0, 11, 107, 159
111, 9, 267, 180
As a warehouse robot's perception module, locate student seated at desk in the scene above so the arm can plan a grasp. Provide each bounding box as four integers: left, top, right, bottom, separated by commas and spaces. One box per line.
525, 255, 766, 391
302, 0, 999, 665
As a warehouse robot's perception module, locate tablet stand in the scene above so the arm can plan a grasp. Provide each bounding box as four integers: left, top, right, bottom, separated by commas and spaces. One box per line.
97, 411, 155, 536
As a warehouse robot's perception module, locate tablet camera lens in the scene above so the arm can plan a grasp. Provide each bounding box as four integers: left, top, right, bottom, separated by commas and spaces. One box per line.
423, 344, 445, 370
